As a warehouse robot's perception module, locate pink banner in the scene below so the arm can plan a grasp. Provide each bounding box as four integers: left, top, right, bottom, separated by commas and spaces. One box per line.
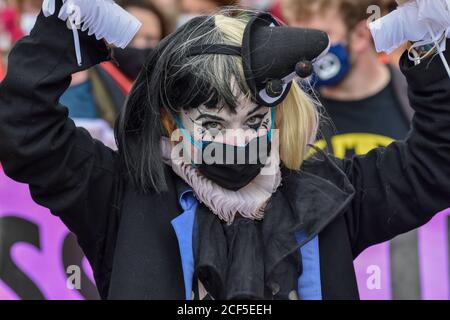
354, 242, 392, 300
418, 210, 450, 300
0, 169, 96, 300
1, 167, 449, 300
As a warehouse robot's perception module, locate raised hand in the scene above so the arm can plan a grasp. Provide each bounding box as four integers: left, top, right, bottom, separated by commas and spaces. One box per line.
41, 0, 141, 66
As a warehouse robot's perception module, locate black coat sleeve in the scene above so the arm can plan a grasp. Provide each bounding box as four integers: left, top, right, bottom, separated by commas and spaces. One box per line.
339, 48, 450, 258
0, 7, 120, 287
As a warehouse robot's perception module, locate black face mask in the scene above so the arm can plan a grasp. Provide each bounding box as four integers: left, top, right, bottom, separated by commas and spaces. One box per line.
195, 134, 272, 191
114, 47, 154, 80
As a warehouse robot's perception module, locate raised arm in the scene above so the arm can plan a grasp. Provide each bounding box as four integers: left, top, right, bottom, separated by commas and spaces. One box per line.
0, 3, 120, 293
339, 46, 450, 257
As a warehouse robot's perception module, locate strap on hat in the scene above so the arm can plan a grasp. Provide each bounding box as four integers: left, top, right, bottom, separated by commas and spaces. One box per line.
185, 44, 242, 57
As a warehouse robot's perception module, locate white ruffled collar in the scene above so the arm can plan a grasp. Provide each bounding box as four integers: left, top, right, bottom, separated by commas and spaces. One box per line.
161, 137, 282, 224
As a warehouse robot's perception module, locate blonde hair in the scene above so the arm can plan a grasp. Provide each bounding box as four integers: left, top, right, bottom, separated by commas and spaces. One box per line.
161, 11, 320, 171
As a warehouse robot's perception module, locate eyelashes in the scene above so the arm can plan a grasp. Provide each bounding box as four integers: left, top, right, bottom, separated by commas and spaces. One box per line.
183, 111, 270, 139
247, 119, 264, 130
247, 112, 270, 131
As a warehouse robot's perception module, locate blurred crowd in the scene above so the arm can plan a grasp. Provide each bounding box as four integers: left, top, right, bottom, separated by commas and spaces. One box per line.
0, 0, 403, 131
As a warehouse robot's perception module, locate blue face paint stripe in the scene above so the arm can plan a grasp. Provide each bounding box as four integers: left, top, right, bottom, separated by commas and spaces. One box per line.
173, 114, 204, 149
268, 106, 276, 141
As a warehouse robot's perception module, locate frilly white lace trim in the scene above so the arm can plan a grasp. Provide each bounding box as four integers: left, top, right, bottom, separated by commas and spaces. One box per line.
161, 137, 282, 225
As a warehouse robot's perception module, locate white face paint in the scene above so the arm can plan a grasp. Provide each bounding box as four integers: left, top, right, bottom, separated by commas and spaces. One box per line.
179, 91, 272, 147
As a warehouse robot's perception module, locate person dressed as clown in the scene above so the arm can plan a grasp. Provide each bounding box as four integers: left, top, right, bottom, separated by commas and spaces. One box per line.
1, 0, 450, 299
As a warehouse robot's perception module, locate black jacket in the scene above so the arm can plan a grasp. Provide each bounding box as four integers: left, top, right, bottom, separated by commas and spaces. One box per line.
1, 10, 450, 300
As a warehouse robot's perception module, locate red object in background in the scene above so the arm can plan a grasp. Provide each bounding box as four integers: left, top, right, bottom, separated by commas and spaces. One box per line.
0, 59, 5, 82
99, 61, 133, 95
0, 7, 24, 43
269, 0, 286, 24
0, 7, 23, 84
379, 52, 390, 65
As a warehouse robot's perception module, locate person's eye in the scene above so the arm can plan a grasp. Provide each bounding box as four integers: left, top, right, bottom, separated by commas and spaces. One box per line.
246, 115, 264, 129
203, 121, 224, 131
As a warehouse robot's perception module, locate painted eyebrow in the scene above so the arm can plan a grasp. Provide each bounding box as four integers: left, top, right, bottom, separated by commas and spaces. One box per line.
194, 104, 265, 122
246, 105, 266, 117
246, 111, 268, 120
195, 113, 226, 122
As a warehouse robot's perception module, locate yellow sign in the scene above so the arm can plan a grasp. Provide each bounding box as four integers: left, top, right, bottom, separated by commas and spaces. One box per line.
311, 133, 395, 159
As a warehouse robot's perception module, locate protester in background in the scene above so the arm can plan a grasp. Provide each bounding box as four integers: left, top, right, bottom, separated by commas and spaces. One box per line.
267, 0, 284, 22
16, 0, 42, 35
0, 1, 22, 82
240, 0, 274, 10
59, 0, 167, 127
0, 2, 23, 45
281, 0, 422, 300
0, 4, 10, 81
180, 0, 238, 13
148, 0, 179, 33
177, 0, 239, 27
281, 0, 413, 153
115, 0, 168, 80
